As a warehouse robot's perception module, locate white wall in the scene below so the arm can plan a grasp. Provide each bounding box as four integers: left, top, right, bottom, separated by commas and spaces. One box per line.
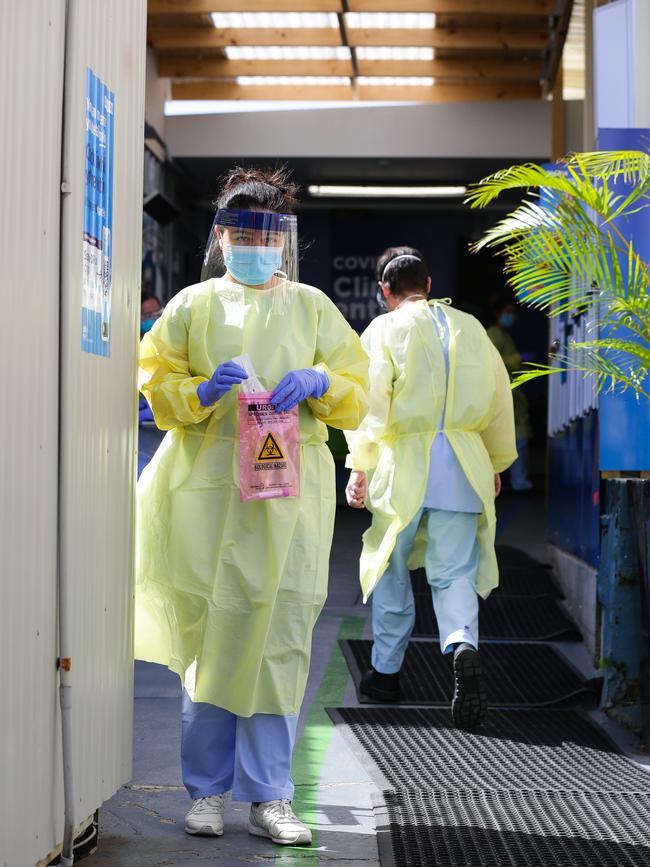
595, 0, 650, 129
0, 2, 65, 864
0, 1, 146, 864
167, 99, 551, 160
58, 0, 146, 841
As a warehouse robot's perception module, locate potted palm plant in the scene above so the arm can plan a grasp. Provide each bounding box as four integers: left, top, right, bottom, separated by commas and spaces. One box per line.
466, 149, 650, 747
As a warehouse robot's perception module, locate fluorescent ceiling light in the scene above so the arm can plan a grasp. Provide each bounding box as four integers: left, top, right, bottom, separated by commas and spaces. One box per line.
212, 12, 338, 29
345, 12, 436, 29
225, 46, 351, 60
356, 47, 435, 61
165, 100, 413, 115
308, 185, 466, 198
236, 76, 350, 86
358, 76, 434, 87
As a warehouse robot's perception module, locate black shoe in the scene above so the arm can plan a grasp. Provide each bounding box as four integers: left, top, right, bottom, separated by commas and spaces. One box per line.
451, 644, 487, 730
359, 667, 402, 703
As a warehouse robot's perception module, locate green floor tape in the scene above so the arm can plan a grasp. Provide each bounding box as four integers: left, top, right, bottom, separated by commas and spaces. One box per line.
275, 615, 365, 865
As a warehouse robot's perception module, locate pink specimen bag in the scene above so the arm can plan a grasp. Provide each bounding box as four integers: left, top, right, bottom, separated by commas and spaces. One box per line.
238, 392, 300, 502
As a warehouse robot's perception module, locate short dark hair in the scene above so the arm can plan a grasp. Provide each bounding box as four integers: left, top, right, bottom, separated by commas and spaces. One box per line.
141, 292, 162, 308
216, 166, 299, 213
376, 246, 429, 296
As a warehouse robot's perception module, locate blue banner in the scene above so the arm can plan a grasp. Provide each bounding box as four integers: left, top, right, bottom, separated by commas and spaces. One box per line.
82, 68, 114, 356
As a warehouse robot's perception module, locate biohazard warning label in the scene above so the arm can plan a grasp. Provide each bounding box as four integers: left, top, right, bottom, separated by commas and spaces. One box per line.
257, 432, 285, 462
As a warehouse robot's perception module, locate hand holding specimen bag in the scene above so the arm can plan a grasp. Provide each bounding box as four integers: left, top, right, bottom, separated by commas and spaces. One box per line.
238, 357, 300, 502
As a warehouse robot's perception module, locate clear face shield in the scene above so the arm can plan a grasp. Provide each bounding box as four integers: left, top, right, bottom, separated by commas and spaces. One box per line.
201, 209, 299, 290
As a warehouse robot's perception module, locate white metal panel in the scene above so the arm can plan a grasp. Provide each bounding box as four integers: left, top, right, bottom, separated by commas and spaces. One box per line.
594, 0, 632, 129
0, 3, 66, 865
631, 0, 650, 127
58, 0, 146, 832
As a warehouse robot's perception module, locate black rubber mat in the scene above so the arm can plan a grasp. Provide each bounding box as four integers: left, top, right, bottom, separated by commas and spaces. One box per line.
411, 565, 562, 598
497, 545, 551, 570
412, 594, 581, 641
374, 789, 650, 867
327, 707, 650, 793
340, 640, 602, 707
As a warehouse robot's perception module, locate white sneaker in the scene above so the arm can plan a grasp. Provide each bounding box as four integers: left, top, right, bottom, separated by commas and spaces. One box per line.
185, 794, 227, 836
249, 799, 312, 846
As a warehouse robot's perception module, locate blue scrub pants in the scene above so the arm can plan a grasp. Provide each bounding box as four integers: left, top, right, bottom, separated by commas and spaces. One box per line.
372, 509, 480, 674
181, 691, 298, 803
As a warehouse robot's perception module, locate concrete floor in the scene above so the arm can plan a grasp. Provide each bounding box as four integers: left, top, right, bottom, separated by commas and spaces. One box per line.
85, 506, 379, 867
85, 473, 646, 866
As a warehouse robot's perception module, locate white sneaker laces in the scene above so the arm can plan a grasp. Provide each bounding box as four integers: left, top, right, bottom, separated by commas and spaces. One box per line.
264, 799, 294, 822
192, 794, 226, 814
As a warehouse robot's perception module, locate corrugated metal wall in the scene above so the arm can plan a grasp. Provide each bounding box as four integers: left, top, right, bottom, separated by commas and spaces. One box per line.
58, 0, 146, 833
0, 1, 146, 864
0, 2, 66, 865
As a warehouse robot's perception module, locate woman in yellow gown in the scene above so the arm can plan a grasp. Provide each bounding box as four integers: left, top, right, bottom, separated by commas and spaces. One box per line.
136, 168, 369, 845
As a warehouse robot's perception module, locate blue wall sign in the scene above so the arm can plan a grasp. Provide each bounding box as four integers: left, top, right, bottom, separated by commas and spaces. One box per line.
82, 68, 114, 356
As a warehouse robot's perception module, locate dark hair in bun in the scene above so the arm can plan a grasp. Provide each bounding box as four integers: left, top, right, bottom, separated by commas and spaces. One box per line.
217, 165, 299, 213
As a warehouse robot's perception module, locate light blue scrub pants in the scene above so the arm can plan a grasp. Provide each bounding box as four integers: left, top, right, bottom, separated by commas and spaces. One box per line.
181, 691, 298, 803
372, 509, 480, 674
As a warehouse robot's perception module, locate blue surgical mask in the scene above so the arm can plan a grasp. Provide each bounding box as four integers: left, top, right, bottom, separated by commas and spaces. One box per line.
499, 312, 516, 329
223, 244, 283, 286
141, 318, 157, 334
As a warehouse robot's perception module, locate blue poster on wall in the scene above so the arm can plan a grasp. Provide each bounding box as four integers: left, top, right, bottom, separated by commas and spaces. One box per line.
82, 68, 114, 356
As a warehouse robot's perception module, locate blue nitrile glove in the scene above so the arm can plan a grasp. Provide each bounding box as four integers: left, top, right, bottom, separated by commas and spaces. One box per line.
520, 352, 536, 363
197, 361, 248, 407
270, 368, 330, 413
139, 396, 154, 425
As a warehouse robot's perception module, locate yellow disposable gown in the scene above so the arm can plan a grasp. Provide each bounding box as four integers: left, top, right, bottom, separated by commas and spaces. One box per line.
487, 324, 532, 440
345, 300, 517, 603
136, 278, 369, 717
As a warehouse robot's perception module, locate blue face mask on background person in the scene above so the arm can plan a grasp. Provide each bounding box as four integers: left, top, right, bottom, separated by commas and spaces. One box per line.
499, 312, 516, 329
141, 318, 157, 334
223, 244, 283, 286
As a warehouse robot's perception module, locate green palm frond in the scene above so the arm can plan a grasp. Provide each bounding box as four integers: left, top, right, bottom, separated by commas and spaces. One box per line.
471, 149, 650, 399
568, 150, 650, 184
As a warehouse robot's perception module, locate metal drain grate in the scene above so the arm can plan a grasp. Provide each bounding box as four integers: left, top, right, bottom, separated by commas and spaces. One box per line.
328, 707, 650, 793
340, 640, 601, 707
411, 565, 562, 598
412, 594, 581, 640
375, 789, 650, 867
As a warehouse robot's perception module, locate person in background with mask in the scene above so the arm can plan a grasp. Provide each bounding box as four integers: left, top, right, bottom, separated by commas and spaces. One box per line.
487, 295, 533, 492
136, 167, 368, 846
141, 292, 163, 337
137, 294, 165, 475
345, 247, 516, 729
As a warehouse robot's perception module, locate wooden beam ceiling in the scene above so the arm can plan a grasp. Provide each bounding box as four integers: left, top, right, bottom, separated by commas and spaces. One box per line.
159, 57, 355, 77
148, 0, 568, 102
150, 0, 343, 10
172, 80, 541, 101
150, 0, 554, 12
159, 55, 541, 81
150, 27, 548, 51
149, 27, 343, 48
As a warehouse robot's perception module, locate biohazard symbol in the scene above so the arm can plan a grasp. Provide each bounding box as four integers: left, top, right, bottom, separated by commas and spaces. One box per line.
257, 432, 285, 462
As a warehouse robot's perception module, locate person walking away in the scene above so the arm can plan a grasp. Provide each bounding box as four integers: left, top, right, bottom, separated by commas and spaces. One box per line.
487, 295, 533, 492
345, 247, 516, 729
136, 167, 369, 845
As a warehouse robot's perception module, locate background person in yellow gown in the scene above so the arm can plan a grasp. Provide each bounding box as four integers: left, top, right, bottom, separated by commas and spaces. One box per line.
345, 247, 516, 729
487, 295, 534, 492
136, 168, 369, 846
